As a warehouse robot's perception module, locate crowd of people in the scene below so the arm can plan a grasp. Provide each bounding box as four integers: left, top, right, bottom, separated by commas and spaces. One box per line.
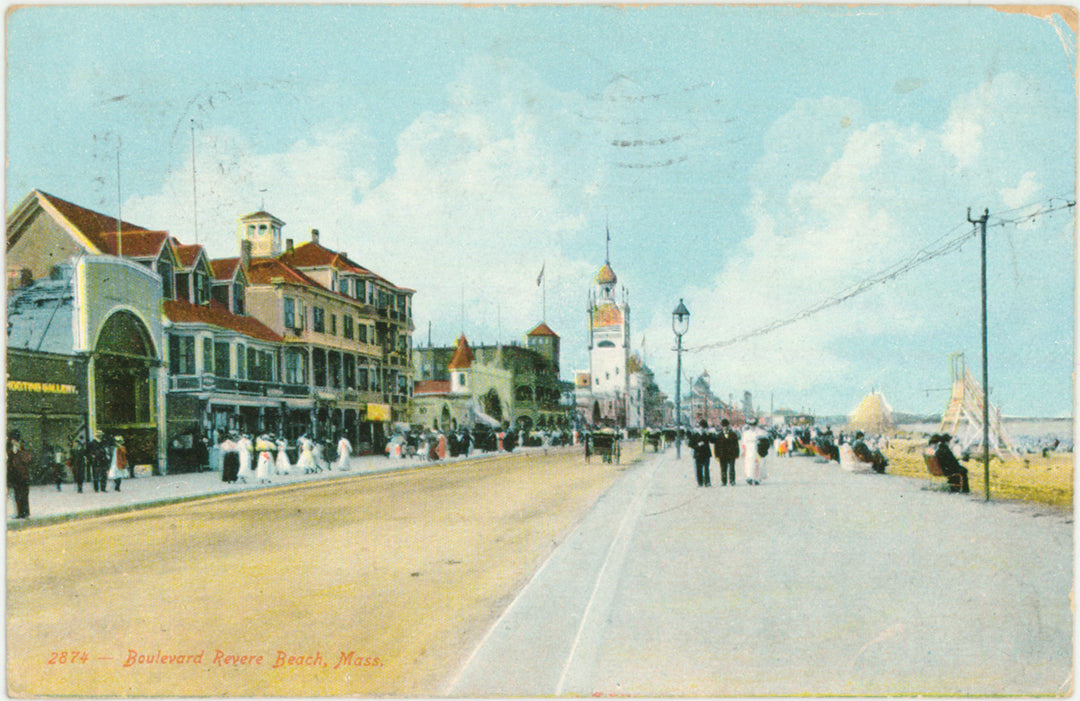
678, 419, 900, 488
216, 432, 354, 484
7, 417, 985, 519
385, 425, 576, 461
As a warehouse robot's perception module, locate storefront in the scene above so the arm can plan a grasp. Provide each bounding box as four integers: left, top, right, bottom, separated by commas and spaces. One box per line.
6, 349, 89, 484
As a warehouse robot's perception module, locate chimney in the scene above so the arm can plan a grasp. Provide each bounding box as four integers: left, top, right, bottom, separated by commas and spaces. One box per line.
240, 239, 252, 271
311, 228, 320, 245
285, 238, 294, 254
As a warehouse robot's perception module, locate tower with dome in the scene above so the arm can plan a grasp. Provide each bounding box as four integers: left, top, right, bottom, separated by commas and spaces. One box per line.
579, 231, 632, 427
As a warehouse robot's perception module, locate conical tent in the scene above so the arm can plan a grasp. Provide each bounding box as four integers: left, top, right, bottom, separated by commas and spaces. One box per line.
849, 392, 896, 434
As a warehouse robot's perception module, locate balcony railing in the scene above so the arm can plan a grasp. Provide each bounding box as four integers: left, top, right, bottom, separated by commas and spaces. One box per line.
168, 374, 310, 399
167, 373, 411, 406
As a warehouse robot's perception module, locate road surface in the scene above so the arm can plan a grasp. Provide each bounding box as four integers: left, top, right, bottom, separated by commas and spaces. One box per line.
448, 451, 1072, 696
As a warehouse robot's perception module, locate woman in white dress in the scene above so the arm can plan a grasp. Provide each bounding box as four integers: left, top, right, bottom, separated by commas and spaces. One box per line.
236, 434, 254, 483
107, 435, 127, 492
254, 435, 274, 483
275, 436, 292, 475
295, 434, 316, 474
334, 434, 353, 471
739, 420, 769, 486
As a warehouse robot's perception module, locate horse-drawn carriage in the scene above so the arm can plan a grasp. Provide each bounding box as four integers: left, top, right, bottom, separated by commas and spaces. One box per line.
585, 430, 621, 464
642, 429, 665, 452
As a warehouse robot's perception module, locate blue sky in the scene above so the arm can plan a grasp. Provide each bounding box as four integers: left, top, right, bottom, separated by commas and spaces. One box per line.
6, 4, 1076, 417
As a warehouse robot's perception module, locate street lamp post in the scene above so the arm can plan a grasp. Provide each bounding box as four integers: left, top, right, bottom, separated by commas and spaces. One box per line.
672, 299, 690, 459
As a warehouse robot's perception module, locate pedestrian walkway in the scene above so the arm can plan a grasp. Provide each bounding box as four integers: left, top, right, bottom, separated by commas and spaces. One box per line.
6, 448, 557, 528
450, 449, 1072, 696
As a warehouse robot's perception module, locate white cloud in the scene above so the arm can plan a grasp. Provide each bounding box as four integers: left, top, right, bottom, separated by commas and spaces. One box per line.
123, 124, 377, 259
1000, 170, 1041, 209
125, 56, 609, 359
642, 72, 1073, 411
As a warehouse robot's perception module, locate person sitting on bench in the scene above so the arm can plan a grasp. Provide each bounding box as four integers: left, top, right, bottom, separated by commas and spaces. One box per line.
929, 433, 969, 493
852, 432, 888, 474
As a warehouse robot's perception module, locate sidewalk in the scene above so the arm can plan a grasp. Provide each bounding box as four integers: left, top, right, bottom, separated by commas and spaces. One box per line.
7, 448, 554, 528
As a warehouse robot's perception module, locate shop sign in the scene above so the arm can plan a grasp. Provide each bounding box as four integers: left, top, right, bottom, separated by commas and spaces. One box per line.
365, 403, 390, 422
6, 380, 78, 395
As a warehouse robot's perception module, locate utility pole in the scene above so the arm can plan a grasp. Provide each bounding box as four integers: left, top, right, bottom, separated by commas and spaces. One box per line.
968, 207, 991, 502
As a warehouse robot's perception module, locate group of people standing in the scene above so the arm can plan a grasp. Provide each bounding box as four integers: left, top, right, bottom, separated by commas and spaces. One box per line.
6, 429, 129, 519
219, 433, 353, 484
687, 418, 771, 488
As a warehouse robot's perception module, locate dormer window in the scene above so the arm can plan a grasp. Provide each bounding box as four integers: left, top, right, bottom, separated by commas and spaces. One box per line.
194, 269, 209, 305
158, 258, 174, 299
233, 281, 245, 315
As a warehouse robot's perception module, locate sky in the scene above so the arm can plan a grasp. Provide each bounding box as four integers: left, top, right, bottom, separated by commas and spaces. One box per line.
6, 4, 1076, 418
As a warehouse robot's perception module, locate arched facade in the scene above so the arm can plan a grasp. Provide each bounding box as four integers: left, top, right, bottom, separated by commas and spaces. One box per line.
78, 257, 166, 472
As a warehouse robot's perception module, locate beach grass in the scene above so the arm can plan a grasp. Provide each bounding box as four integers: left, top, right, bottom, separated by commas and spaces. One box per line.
882, 437, 1073, 509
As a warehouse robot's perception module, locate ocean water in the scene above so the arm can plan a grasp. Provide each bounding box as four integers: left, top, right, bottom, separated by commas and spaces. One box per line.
899, 418, 1074, 449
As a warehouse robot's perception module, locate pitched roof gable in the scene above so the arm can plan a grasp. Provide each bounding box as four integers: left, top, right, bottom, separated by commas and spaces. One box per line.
244, 258, 324, 288
210, 257, 242, 282
448, 334, 475, 370
162, 299, 283, 343
527, 322, 559, 338
11, 190, 175, 261
168, 238, 213, 270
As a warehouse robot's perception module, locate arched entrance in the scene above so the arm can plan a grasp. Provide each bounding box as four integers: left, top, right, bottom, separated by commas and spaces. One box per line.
483, 389, 503, 423
94, 310, 158, 468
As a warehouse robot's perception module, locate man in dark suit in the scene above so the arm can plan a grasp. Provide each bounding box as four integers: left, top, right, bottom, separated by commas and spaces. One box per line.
86, 430, 110, 493
7, 430, 32, 518
713, 418, 740, 486
931, 433, 969, 493
688, 420, 713, 487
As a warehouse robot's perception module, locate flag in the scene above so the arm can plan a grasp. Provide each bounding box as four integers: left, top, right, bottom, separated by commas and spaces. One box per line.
537, 262, 545, 287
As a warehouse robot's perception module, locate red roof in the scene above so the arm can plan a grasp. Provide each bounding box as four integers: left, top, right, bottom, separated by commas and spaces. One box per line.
171, 240, 207, 268
448, 334, 474, 370
591, 302, 624, 327
244, 258, 326, 289
95, 230, 171, 258
162, 299, 283, 343
33, 191, 170, 258
210, 257, 241, 281
279, 241, 403, 290
37, 190, 150, 240
527, 322, 559, 338
414, 380, 451, 396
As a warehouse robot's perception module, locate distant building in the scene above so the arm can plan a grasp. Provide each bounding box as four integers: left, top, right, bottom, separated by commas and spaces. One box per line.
578, 250, 633, 427
412, 325, 569, 432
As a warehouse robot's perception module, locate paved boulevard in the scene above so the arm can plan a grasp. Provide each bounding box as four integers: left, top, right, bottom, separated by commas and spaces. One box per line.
7, 446, 1072, 696
449, 451, 1072, 696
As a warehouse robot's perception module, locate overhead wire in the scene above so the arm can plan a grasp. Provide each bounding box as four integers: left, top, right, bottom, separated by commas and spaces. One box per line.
685, 197, 1075, 354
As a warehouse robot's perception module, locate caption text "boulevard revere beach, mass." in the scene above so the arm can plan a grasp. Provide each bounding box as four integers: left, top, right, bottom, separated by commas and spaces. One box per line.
113, 649, 382, 669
